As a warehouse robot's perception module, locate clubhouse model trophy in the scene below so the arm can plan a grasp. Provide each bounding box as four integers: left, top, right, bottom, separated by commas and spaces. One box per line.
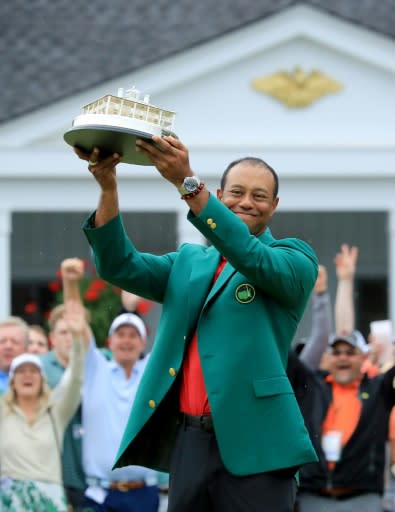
64, 86, 177, 165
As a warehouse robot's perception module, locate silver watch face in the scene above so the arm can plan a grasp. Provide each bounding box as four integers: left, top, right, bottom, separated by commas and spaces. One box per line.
183, 176, 200, 192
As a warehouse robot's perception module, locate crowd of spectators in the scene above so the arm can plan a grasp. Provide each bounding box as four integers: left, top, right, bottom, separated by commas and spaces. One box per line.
0, 258, 168, 512
0, 244, 394, 511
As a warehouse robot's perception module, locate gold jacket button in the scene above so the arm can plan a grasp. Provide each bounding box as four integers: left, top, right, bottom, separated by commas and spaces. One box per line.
210, 223, 217, 229
169, 368, 176, 377
207, 218, 213, 225
148, 400, 156, 408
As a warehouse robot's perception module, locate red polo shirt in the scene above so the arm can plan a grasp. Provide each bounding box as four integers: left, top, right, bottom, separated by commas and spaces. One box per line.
179, 257, 227, 415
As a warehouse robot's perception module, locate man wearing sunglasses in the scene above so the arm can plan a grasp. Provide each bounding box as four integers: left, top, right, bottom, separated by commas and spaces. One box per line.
295, 330, 395, 512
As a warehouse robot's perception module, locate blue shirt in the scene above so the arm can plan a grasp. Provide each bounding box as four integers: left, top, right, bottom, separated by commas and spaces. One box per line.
40, 350, 64, 388
0, 370, 8, 395
83, 342, 156, 484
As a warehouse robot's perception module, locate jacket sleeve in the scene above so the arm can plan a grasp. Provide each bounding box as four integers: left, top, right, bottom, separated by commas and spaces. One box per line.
188, 194, 318, 307
83, 212, 177, 303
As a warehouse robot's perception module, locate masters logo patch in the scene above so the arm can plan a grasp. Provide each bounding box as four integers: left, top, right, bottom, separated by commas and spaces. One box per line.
235, 284, 256, 304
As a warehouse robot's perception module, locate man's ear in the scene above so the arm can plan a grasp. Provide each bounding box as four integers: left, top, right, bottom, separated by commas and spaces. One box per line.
269, 197, 280, 217
216, 188, 223, 200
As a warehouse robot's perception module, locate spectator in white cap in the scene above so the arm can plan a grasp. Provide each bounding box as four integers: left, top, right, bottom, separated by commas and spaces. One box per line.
109, 312, 146, 337
107, 312, 147, 368
9, 352, 44, 379
0, 300, 88, 512
61, 258, 160, 512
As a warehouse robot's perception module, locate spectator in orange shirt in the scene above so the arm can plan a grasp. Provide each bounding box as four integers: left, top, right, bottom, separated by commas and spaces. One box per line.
290, 244, 395, 512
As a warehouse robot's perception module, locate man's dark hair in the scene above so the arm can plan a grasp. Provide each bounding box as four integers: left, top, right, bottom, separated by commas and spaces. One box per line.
220, 157, 279, 198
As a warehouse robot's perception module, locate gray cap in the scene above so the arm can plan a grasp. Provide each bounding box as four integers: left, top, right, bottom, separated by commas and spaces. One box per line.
328, 330, 369, 354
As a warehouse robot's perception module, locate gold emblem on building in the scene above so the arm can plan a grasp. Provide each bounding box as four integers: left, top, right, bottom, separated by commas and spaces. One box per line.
251, 67, 342, 108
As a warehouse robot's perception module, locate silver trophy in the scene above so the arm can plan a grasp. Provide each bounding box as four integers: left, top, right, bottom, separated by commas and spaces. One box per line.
64, 86, 177, 165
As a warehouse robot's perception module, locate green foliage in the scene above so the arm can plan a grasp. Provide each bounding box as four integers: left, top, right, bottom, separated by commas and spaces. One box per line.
52, 276, 122, 347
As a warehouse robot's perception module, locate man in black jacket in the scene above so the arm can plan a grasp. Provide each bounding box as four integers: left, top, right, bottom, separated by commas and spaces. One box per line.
288, 330, 395, 512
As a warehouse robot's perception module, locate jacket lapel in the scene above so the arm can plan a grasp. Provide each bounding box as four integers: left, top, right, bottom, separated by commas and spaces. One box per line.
205, 262, 236, 305
187, 228, 273, 321
204, 228, 273, 305
186, 248, 220, 331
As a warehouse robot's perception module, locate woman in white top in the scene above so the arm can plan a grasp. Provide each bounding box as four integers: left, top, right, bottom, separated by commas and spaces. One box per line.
0, 300, 88, 512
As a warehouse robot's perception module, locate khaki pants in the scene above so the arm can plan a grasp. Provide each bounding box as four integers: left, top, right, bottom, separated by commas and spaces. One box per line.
297, 491, 382, 512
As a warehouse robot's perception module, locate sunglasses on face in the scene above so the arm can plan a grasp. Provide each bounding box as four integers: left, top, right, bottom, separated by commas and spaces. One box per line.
331, 348, 358, 357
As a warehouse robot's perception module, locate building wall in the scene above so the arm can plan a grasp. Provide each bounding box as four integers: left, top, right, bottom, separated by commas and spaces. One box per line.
11, 211, 178, 281
272, 211, 388, 339
1, 5, 395, 333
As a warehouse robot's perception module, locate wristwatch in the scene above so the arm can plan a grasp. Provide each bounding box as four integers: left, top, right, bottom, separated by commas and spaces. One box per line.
178, 176, 203, 198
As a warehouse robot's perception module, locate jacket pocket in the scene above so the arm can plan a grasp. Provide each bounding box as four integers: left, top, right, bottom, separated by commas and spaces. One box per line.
253, 376, 293, 398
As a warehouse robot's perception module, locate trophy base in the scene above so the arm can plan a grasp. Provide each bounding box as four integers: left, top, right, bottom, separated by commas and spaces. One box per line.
64, 125, 160, 166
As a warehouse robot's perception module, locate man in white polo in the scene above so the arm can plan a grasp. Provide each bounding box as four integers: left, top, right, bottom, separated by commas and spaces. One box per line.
82, 311, 159, 512
60, 257, 159, 512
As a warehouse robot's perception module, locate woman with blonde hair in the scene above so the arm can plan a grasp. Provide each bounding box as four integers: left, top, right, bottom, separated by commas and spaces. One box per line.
0, 300, 88, 511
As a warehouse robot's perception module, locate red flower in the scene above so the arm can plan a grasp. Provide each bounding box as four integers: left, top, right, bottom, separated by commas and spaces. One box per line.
84, 289, 100, 301
24, 301, 38, 314
90, 279, 107, 292
48, 280, 61, 293
137, 299, 154, 315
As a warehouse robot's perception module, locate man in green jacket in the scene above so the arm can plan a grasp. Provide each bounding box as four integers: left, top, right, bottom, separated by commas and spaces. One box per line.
75, 134, 318, 512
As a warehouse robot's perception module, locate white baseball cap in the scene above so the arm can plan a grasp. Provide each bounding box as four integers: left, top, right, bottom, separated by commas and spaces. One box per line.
9, 353, 43, 379
328, 330, 369, 354
108, 312, 147, 339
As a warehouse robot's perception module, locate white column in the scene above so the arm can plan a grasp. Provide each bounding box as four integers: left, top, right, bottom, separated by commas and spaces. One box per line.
388, 209, 395, 328
0, 210, 11, 318
177, 210, 206, 245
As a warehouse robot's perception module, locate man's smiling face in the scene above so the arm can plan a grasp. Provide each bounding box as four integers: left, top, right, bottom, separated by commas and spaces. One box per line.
217, 162, 279, 236
328, 341, 366, 384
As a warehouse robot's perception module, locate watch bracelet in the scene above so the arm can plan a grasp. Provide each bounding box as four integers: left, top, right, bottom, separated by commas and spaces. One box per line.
180, 182, 205, 200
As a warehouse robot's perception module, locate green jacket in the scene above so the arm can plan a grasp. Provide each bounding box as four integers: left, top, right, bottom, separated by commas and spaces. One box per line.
83, 193, 319, 476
